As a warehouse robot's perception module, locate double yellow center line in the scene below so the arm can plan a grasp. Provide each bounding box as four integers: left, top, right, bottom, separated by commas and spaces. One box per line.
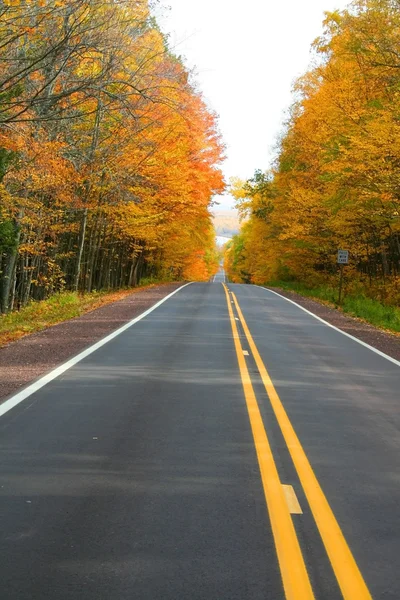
223, 284, 372, 600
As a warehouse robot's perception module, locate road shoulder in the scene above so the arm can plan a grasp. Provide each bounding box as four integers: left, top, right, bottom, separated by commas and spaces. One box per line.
0, 283, 182, 403
265, 286, 400, 363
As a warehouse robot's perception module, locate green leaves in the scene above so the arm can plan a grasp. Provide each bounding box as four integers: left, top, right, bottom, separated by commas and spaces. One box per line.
0, 148, 18, 182
0, 219, 18, 253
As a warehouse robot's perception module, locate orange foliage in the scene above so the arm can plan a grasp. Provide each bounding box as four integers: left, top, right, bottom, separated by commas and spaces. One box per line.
226, 0, 400, 304
0, 1, 225, 311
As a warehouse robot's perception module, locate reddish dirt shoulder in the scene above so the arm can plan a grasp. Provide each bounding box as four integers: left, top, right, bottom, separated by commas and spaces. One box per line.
0, 283, 183, 403
268, 287, 400, 363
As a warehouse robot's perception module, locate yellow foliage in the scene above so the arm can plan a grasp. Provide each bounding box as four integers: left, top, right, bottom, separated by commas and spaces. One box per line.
225, 0, 400, 297
0, 0, 224, 311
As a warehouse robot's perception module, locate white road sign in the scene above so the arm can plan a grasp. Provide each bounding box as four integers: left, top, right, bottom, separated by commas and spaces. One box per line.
337, 250, 349, 264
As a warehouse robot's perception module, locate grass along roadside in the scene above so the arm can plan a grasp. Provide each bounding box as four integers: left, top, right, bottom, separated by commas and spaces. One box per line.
0, 280, 170, 348
267, 281, 400, 334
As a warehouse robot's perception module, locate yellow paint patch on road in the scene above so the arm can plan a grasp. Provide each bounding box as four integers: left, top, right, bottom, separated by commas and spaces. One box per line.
223, 284, 315, 600
283, 485, 303, 515
243, 350, 249, 356
231, 292, 372, 600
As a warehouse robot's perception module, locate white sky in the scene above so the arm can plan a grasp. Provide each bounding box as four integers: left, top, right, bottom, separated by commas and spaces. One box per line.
157, 0, 351, 209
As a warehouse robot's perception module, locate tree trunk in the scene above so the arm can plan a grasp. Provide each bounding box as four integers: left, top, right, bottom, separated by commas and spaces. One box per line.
73, 207, 88, 292
0, 215, 21, 313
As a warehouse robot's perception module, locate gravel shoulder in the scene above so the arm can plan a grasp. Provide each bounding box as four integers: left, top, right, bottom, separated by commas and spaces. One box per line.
267, 286, 400, 363
0, 282, 183, 403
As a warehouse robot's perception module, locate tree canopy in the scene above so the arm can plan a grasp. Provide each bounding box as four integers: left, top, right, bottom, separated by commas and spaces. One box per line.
225, 0, 400, 305
0, 0, 224, 312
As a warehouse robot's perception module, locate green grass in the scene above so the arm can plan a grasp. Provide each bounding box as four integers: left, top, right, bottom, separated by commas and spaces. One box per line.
137, 275, 167, 287
267, 280, 400, 334
0, 291, 111, 346
342, 295, 400, 332
0, 280, 172, 347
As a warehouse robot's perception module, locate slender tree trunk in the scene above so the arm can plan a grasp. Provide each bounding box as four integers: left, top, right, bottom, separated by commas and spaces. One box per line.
0, 213, 21, 313
74, 207, 88, 292
73, 97, 103, 292
128, 257, 136, 287
132, 253, 144, 286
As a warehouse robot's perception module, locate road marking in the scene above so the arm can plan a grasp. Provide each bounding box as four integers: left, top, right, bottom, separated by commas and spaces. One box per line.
232, 292, 372, 600
223, 284, 315, 600
0, 283, 193, 420
257, 285, 400, 368
243, 350, 249, 356
282, 485, 303, 514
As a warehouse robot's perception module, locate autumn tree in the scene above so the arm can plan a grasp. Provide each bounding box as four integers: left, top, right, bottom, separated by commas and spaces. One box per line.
0, 0, 224, 313
226, 0, 400, 304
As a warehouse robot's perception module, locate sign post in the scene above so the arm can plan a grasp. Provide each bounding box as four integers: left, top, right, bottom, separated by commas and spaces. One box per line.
337, 250, 349, 305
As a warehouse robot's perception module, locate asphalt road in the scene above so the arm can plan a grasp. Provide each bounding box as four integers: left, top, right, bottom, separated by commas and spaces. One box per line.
0, 277, 399, 599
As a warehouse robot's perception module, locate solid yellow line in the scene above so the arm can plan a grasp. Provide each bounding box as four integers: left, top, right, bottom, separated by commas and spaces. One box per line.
222, 284, 314, 600
232, 292, 372, 600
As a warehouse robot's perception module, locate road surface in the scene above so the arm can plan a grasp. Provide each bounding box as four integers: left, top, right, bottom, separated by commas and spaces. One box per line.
212, 268, 226, 283
0, 278, 399, 599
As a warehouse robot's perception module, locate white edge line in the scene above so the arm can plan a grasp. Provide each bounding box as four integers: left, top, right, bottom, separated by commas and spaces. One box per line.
0, 282, 193, 419
256, 285, 400, 368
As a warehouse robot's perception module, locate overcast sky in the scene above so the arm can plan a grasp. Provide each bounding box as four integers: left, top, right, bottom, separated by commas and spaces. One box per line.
157, 0, 351, 209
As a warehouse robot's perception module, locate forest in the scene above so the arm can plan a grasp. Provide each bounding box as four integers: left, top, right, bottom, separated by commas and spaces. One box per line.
225, 0, 400, 311
0, 0, 224, 314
